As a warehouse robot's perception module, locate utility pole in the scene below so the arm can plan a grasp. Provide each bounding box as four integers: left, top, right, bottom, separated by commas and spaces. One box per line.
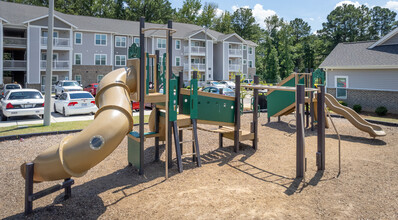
204, 26, 208, 83
43, 0, 54, 126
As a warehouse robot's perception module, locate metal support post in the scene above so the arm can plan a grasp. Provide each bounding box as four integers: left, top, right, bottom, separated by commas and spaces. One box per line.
296, 84, 305, 178
253, 75, 259, 150
139, 17, 145, 175
234, 75, 241, 153
219, 88, 223, 148
317, 85, 326, 170
167, 20, 173, 168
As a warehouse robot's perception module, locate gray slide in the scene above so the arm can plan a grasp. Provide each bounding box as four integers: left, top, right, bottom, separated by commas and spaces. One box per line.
325, 93, 386, 137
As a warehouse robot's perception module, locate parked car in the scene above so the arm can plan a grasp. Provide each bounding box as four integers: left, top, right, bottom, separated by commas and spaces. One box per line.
54, 80, 83, 97
202, 86, 235, 97
1, 89, 44, 121
219, 81, 236, 90
206, 81, 227, 88
54, 91, 97, 116
83, 83, 99, 96
1, 83, 22, 96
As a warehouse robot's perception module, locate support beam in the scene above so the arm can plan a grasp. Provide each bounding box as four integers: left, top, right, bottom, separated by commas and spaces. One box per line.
139, 17, 145, 175
234, 75, 241, 153
296, 84, 305, 178
317, 85, 326, 170
167, 20, 173, 168
252, 75, 259, 150
219, 88, 223, 148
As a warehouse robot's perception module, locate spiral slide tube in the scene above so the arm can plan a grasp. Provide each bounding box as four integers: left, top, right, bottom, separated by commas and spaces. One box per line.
20, 59, 139, 182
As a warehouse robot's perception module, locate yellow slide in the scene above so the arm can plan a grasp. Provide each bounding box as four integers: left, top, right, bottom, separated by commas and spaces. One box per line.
20, 60, 139, 182
325, 93, 386, 138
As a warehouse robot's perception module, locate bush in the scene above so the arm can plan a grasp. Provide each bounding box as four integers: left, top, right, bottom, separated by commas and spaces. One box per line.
375, 106, 388, 116
353, 104, 362, 113
338, 101, 347, 106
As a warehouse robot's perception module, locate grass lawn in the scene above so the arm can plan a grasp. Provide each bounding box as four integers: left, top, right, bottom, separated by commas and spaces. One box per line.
0, 115, 149, 137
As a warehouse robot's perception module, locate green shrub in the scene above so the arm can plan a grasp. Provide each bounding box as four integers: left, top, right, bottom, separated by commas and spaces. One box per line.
375, 106, 388, 116
186, 86, 190, 89
353, 104, 362, 113
339, 101, 347, 106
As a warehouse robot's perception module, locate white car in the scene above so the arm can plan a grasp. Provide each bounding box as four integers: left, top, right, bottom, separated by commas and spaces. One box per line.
54, 80, 83, 97
219, 81, 236, 90
1, 83, 22, 96
1, 89, 44, 121
54, 91, 97, 116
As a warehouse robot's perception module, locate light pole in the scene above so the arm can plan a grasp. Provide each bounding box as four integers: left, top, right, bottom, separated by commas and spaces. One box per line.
43, 0, 54, 126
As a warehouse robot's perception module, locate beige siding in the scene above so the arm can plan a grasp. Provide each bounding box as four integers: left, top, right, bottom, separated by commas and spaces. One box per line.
326, 69, 398, 91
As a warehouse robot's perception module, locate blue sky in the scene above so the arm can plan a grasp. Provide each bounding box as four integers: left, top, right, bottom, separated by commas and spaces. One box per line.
169, 0, 398, 32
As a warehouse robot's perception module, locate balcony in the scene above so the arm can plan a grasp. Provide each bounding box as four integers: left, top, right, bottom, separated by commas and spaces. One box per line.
3, 60, 27, 71
184, 46, 206, 55
40, 60, 70, 70
41, 37, 71, 48
229, 48, 242, 56
184, 63, 206, 71
3, 37, 27, 48
229, 64, 242, 72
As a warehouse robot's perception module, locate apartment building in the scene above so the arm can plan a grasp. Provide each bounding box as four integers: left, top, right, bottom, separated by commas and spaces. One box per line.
0, 1, 256, 91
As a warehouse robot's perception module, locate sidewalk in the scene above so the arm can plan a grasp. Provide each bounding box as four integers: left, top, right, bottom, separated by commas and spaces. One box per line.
0, 110, 152, 128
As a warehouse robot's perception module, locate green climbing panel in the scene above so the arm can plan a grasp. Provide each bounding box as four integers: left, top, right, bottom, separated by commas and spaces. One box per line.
312, 69, 325, 86
267, 76, 304, 118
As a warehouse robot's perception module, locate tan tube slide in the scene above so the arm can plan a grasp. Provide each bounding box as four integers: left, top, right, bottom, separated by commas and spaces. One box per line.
20, 59, 139, 182
324, 93, 386, 137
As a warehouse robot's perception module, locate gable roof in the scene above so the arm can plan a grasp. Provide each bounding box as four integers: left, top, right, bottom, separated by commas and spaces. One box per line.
0, 1, 257, 46
369, 27, 398, 49
319, 41, 398, 69
23, 14, 77, 29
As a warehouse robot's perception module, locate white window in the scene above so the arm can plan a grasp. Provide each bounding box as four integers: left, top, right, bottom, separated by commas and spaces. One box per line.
95, 34, 107, 46
74, 53, 82, 65
249, 47, 253, 54
335, 76, 348, 99
249, 60, 253, 68
42, 31, 58, 38
115, 55, 126, 66
75, 75, 82, 84
243, 45, 247, 50
74, 32, 82, 45
175, 57, 181, 66
243, 59, 247, 65
175, 40, 181, 50
97, 75, 104, 83
115, 36, 126, 47
157, 38, 166, 49
95, 54, 106, 65
133, 37, 140, 46
41, 52, 58, 61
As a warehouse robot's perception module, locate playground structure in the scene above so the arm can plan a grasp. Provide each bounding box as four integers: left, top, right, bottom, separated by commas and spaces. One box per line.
266, 69, 385, 138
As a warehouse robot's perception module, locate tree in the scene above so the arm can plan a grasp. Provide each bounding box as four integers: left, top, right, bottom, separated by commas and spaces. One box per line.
278, 23, 294, 79
231, 7, 261, 42
125, 0, 174, 23
213, 11, 234, 34
197, 2, 217, 28
370, 6, 397, 39
174, 0, 202, 24
290, 18, 311, 44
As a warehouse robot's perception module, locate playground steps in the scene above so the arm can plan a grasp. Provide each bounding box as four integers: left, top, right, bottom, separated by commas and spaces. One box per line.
176, 114, 192, 127
128, 131, 160, 142
130, 92, 166, 103
196, 126, 254, 142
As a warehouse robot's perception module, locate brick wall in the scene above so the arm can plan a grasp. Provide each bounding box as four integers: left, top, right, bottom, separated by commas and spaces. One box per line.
327, 88, 398, 113
72, 65, 113, 86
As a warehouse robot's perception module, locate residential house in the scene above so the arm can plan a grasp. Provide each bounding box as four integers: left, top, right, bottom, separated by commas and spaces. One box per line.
320, 28, 398, 113
0, 1, 256, 92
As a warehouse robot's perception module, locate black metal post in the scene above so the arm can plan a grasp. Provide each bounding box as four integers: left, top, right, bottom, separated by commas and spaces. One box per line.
192, 71, 197, 162
173, 122, 183, 172
24, 162, 34, 215
139, 17, 145, 175
253, 75, 259, 150
155, 107, 160, 162
219, 88, 223, 148
64, 178, 71, 199
234, 75, 241, 153
296, 84, 305, 178
317, 85, 326, 170
310, 75, 314, 131
167, 20, 173, 168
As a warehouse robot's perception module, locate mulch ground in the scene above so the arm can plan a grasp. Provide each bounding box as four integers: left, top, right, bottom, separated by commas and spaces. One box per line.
1, 113, 397, 219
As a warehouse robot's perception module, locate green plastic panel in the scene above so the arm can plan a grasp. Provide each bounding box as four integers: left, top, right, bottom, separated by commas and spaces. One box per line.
182, 94, 235, 124
190, 79, 198, 119
267, 76, 304, 118
127, 134, 141, 169
146, 53, 149, 94
312, 69, 325, 86
169, 79, 178, 121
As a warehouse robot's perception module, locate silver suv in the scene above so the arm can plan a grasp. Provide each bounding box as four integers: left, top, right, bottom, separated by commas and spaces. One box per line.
54, 80, 83, 97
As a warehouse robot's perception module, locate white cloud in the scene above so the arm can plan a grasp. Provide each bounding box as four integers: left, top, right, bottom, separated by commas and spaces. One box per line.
252, 4, 277, 29
232, 5, 249, 11
385, 1, 398, 10
309, 18, 314, 21
215, 8, 224, 17
335, 1, 361, 8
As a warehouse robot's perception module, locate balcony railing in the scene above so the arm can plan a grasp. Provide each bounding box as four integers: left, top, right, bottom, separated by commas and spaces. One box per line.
229, 64, 242, 72
40, 60, 70, 70
229, 48, 242, 56
41, 37, 71, 47
3, 37, 27, 48
184, 46, 206, 55
3, 60, 27, 70
184, 63, 206, 71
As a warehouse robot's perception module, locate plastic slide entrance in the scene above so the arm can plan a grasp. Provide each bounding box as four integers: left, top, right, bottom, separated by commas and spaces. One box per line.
324, 93, 386, 137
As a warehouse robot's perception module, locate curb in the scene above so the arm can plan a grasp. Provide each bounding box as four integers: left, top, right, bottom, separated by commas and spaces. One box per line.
0, 123, 149, 141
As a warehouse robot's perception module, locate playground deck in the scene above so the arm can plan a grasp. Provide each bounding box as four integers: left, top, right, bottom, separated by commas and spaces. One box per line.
1, 113, 397, 219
